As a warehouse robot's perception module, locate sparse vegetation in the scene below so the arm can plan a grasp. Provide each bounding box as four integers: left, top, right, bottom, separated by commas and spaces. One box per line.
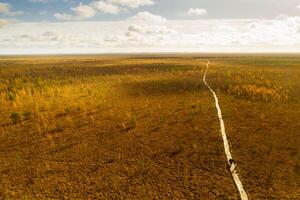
0, 55, 299, 199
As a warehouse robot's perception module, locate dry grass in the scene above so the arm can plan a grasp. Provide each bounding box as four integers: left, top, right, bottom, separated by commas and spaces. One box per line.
0, 55, 299, 199
206, 56, 300, 199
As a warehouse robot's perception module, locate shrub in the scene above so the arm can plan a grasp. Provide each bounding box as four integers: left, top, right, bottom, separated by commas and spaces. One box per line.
10, 112, 23, 124
7, 91, 16, 101
22, 111, 32, 120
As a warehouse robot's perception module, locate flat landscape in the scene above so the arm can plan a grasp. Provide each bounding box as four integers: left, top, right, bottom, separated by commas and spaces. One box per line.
0, 55, 299, 199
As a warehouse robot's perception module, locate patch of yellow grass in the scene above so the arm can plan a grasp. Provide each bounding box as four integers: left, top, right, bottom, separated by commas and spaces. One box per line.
228, 84, 289, 101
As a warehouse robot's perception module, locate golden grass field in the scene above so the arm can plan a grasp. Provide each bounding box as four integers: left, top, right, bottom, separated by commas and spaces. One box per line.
0, 55, 299, 199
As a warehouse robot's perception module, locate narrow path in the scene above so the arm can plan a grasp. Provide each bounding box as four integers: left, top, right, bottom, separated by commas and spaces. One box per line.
202, 60, 249, 200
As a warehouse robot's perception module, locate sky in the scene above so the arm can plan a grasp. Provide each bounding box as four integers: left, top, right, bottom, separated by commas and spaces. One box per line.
0, 0, 300, 54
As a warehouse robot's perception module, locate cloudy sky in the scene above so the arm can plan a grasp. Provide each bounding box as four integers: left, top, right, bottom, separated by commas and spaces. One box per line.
0, 0, 300, 54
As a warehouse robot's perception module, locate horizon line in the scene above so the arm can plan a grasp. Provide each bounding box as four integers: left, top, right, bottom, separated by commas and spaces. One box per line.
1, 52, 300, 57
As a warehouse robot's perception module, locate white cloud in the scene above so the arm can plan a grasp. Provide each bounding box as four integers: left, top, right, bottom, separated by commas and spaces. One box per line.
0, 3, 9, 14
54, 3, 96, 21
91, 1, 122, 14
0, 19, 11, 27
104, 35, 124, 42
129, 12, 167, 24
122, 23, 177, 46
71, 4, 96, 18
185, 8, 207, 17
0, 2, 23, 16
127, 24, 176, 35
1, 15, 300, 54
55, 0, 153, 21
54, 0, 156, 20
107, 0, 154, 9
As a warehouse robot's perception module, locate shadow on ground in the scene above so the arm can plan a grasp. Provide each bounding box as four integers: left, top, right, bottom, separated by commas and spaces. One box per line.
123, 78, 206, 96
